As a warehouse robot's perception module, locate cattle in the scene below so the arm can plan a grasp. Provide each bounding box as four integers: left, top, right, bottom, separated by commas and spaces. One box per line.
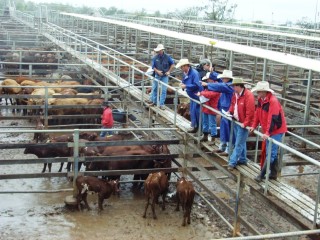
175, 177, 195, 226
76, 176, 119, 211
177, 102, 191, 121
142, 171, 169, 219
87, 144, 172, 188
33, 118, 46, 143
23, 143, 71, 173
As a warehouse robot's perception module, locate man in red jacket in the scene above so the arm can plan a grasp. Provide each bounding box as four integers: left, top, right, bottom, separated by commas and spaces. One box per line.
249, 81, 287, 181
100, 101, 114, 137
227, 78, 255, 170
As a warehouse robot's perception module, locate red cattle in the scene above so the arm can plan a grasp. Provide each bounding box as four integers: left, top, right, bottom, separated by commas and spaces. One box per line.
142, 171, 169, 219
177, 102, 191, 121
175, 177, 195, 226
76, 176, 119, 211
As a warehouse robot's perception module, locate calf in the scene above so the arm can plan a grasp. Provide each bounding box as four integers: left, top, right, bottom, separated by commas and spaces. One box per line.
175, 177, 195, 226
76, 176, 119, 211
143, 171, 169, 219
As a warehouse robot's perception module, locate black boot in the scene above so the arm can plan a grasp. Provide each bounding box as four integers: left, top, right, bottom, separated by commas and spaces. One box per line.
254, 160, 268, 182
270, 158, 278, 180
187, 127, 198, 133
200, 133, 208, 142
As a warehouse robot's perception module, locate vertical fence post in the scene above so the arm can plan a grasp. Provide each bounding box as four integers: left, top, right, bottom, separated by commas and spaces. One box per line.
264, 139, 273, 195
313, 170, 320, 228
233, 174, 244, 237
72, 129, 80, 198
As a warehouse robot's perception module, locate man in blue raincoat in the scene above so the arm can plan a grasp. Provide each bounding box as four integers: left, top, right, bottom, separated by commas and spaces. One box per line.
201, 70, 234, 155
177, 59, 203, 133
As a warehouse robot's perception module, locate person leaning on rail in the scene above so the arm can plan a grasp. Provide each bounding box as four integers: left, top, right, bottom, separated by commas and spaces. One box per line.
147, 44, 175, 110
201, 70, 234, 155
248, 81, 288, 181
196, 72, 221, 143
225, 78, 255, 171
177, 58, 203, 134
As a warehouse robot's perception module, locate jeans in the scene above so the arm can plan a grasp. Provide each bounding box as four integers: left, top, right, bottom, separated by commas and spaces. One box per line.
266, 133, 284, 164
150, 74, 168, 106
229, 124, 249, 167
100, 126, 113, 137
202, 113, 217, 136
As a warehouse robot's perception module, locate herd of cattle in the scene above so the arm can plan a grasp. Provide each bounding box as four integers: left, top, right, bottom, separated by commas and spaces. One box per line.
0, 77, 104, 124
24, 129, 196, 226
76, 174, 195, 227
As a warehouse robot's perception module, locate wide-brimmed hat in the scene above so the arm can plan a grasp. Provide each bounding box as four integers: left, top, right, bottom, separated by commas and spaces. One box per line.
251, 81, 274, 93
176, 59, 191, 68
231, 78, 247, 85
217, 70, 233, 79
154, 44, 165, 52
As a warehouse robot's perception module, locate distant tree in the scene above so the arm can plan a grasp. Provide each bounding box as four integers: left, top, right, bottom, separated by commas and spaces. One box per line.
135, 8, 147, 17
205, 0, 237, 21
154, 10, 161, 17
296, 17, 315, 29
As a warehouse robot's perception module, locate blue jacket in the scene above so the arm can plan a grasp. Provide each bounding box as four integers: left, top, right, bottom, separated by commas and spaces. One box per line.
207, 81, 233, 110
182, 67, 203, 100
152, 53, 174, 73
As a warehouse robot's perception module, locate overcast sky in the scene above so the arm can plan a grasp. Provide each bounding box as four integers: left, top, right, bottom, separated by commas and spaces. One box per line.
28, 0, 319, 24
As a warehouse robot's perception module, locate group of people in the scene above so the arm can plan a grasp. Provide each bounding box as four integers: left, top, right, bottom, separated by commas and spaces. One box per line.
101, 43, 288, 182
146, 43, 287, 181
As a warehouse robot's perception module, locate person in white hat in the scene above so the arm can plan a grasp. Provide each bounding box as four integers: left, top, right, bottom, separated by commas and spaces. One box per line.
249, 81, 287, 182
177, 58, 203, 133
226, 78, 255, 170
201, 69, 234, 155
147, 44, 175, 110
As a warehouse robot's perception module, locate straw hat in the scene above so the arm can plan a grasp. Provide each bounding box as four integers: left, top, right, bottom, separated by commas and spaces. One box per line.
176, 59, 191, 68
251, 81, 274, 93
154, 44, 165, 52
217, 70, 233, 79
231, 78, 247, 85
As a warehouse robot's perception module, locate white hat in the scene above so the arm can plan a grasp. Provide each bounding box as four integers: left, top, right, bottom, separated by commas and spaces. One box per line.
154, 44, 165, 52
202, 72, 210, 81
231, 78, 247, 85
176, 59, 191, 68
251, 81, 274, 93
217, 70, 233, 79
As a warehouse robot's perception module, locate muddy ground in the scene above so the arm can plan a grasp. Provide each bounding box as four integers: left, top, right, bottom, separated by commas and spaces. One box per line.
0, 110, 317, 240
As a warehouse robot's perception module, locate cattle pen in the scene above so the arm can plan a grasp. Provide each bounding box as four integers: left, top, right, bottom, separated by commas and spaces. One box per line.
1, 3, 320, 240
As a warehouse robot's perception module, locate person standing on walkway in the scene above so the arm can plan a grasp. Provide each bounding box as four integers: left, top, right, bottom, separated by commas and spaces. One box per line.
196, 72, 221, 143
148, 44, 175, 110
249, 81, 287, 181
227, 78, 255, 170
100, 101, 114, 137
177, 59, 203, 133
195, 59, 212, 79
201, 70, 234, 155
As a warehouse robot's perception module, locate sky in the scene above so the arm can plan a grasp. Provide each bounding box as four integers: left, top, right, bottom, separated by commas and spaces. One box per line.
27, 0, 319, 24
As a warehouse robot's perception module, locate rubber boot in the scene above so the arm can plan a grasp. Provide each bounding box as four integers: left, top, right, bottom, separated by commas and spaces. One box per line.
270, 158, 278, 180
254, 160, 268, 182
200, 133, 208, 142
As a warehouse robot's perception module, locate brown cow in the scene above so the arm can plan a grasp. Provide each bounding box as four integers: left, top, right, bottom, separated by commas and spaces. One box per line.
175, 177, 195, 226
76, 176, 119, 211
143, 171, 169, 219
33, 118, 46, 143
